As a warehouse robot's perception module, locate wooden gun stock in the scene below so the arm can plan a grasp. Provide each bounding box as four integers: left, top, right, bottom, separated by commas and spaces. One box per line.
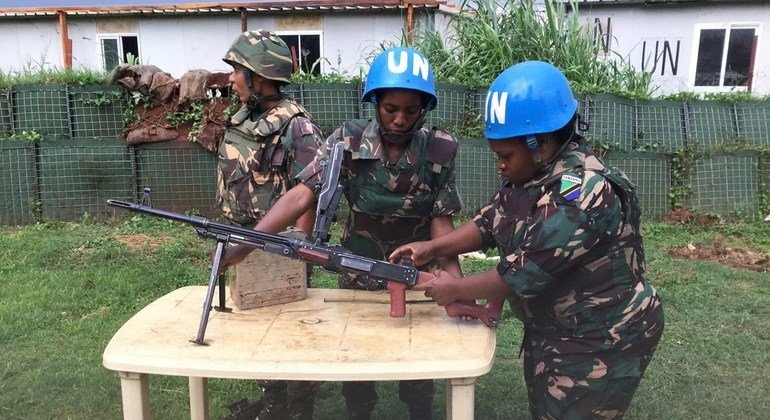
387, 272, 503, 327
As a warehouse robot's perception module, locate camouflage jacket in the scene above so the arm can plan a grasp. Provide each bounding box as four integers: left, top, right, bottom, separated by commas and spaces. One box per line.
217, 98, 322, 225
298, 119, 462, 260
474, 136, 660, 352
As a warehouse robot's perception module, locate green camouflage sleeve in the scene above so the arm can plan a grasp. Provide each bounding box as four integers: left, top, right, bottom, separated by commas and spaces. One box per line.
296, 131, 339, 192
430, 133, 462, 216
498, 171, 623, 299
431, 168, 462, 216
285, 116, 323, 187
472, 198, 500, 251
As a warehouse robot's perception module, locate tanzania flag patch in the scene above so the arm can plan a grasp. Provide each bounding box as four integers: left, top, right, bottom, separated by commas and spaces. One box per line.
560, 173, 582, 201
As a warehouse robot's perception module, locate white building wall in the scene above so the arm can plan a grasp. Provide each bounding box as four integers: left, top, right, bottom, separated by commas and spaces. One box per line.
0, 11, 420, 79
321, 13, 405, 76
0, 18, 63, 72
577, 3, 770, 95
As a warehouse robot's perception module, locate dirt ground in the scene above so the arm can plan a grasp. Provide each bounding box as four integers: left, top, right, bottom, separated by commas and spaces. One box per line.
664, 209, 770, 272
114, 234, 170, 251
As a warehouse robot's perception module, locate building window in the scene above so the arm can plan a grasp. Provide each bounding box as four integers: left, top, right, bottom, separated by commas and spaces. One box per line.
277, 32, 322, 75
99, 35, 140, 71
692, 24, 759, 90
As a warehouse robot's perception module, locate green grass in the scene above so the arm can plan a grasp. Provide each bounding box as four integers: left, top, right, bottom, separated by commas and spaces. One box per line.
0, 218, 768, 419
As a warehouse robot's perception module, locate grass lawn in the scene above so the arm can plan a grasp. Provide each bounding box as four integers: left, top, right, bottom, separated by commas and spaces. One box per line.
0, 216, 768, 419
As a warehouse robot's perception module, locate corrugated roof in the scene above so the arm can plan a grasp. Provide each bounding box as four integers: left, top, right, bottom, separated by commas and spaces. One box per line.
0, 1, 452, 17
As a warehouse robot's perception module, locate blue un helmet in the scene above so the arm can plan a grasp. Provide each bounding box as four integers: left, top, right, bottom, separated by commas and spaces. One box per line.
362, 47, 437, 110
484, 61, 578, 141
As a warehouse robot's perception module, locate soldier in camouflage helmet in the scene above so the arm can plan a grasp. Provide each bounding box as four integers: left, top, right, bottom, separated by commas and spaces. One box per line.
222, 47, 464, 420
392, 61, 664, 419
219, 29, 324, 420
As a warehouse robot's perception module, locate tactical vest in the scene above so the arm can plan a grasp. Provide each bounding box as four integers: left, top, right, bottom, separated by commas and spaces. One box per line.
341, 119, 458, 219
217, 100, 311, 225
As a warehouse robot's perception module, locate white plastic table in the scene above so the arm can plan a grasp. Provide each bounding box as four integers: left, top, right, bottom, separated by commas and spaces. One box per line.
103, 286, 497, 419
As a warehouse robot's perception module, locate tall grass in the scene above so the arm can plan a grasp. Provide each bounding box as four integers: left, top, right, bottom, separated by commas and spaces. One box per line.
0, 53, 105, 88
414, 0, 655, 97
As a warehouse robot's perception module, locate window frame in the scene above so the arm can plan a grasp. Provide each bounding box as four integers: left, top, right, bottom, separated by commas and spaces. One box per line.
688, 22, 761, 93
274, 30, 324, 74
96, 33, 141, 71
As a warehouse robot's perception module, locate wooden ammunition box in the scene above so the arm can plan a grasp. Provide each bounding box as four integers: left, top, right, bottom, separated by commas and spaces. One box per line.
229, 228, 308, 310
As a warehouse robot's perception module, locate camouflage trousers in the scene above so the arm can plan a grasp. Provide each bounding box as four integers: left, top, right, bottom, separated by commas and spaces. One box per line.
257, 379, 323, 420
337, 273, 435, 420
342, 380, 435, 420
522, 297, 664, 420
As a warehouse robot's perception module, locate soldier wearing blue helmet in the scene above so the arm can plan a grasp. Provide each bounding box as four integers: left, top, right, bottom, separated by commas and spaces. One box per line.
220, 47, 463, 419
392, 61, 664, 419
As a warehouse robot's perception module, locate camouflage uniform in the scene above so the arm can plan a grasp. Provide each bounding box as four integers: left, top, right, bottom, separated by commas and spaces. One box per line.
473, 136, 664, 419
217, 99, 322, 226
219, 30, 324, 420
298, 118, 462, 419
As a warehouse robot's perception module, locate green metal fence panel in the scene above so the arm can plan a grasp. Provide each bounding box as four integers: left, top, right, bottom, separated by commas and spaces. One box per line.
689, 152, 759, 218
428, 84, 470, 129
299, 83, 358, 135
283, 84, 302, 104
584, 94, 635, 151
11, 84, 70, 140
687, 101, 738, 148
762, 153, 769, 216
736, 102, 770, 147
135, 141, 218, 216
0, 89, 11, 137
604, 152, 670, 220
456, 138, 499, 215
38, 139, 132, 221
0, 141, 37, 224
472, 87, 488, 126
637, 100, 686, 151
69, 85, 125, 141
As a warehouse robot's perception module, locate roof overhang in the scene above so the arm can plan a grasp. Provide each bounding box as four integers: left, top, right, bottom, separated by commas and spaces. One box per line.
0, 1, 454, 18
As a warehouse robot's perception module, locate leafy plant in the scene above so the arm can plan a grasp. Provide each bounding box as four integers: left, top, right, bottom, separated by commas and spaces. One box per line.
1, 129, 43, 142
83, 90, 123, 107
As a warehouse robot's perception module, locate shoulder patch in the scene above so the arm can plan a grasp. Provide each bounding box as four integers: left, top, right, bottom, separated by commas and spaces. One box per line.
427, 128, 459, 168
559, 173, 583, 201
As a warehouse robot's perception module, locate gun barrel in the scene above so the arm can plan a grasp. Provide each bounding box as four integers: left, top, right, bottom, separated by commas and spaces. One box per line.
106, 199, 418, 286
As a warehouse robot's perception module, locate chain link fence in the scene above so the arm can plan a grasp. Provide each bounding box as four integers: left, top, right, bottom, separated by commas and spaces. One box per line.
0, 83, 769, 225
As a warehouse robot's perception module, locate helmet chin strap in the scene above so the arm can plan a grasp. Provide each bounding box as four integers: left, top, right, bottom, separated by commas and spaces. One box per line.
243, 68, 284, 112
530, 118, 579, 170
373, 97, 427, 144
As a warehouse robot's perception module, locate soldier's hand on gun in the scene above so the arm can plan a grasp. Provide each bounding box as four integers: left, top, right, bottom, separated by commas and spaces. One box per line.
214, 244, 252, 274
413, 268, 463, 307
389, 241, 435, 268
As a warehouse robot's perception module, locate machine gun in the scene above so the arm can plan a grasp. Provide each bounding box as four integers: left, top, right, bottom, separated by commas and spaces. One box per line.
313, 141, 344, 244
107, 193, 420, 344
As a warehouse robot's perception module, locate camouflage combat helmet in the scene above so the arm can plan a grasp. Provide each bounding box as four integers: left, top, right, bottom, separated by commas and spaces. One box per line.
223, 30, 293, 84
